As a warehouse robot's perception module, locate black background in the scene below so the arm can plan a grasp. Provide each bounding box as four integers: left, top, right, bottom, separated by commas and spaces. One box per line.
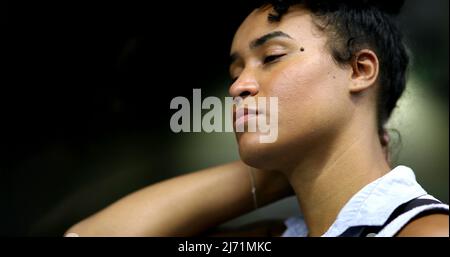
3, 0, 256, 236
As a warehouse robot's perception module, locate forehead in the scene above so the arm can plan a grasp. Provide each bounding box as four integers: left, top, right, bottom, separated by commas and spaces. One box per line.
231, 5, 315, 53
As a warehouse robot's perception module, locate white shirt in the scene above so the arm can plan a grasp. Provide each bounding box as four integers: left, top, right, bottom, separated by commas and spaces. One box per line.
281, 165, 449, 237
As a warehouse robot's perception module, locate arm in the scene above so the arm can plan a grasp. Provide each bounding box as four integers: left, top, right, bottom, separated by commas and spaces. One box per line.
396, 214, 449, 237
65, 161, 293, 236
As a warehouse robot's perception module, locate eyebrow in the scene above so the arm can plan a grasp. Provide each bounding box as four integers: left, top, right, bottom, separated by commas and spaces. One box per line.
250, 31, 293, 49
229, 30, 293, 64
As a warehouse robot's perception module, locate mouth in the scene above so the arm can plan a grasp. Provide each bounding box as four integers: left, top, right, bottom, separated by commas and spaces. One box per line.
234, 107, 261, 129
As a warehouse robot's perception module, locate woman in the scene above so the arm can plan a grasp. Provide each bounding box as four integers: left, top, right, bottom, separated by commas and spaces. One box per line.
65, 0, 449, 237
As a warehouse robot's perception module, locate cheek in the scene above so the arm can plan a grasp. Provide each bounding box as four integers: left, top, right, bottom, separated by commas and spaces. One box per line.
265, 55, 350, 135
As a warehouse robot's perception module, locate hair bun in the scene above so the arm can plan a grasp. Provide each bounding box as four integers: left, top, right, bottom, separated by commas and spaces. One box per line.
352, 0, 406, 15
264, 0, 406, 18
368, 0, 405, 14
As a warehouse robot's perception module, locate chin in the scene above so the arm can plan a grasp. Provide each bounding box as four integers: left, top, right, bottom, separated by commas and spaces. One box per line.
236, 132, 283, 170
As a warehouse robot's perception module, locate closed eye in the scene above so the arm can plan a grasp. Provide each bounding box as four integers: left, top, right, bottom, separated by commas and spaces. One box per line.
263, 54, 286, 64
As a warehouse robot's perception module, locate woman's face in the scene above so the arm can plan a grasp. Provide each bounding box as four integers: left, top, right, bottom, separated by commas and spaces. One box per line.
229, 6, 355, 170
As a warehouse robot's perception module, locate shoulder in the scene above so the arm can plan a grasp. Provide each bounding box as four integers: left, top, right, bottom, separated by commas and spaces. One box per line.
396, 213, 449, 237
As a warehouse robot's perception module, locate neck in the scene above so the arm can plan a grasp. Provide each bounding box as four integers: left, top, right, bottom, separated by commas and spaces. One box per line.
285, 122, 391, 237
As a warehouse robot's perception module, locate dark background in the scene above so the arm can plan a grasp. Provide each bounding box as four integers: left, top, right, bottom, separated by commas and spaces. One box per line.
2, 0, 448, 236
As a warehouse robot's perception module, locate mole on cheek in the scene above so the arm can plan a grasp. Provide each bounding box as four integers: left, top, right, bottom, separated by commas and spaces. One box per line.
300, 47, 305, 52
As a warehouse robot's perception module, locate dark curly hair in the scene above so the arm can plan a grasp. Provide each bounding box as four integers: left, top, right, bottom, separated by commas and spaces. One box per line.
253, 0, 409, 147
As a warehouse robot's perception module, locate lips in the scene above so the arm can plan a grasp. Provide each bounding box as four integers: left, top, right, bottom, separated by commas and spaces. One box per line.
234, 107, 260, 129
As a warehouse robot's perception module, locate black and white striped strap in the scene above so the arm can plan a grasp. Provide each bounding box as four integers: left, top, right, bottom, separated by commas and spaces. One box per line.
339, 196, 449, 237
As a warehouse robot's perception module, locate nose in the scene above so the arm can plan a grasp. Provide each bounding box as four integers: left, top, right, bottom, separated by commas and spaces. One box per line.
228, 71, 259, 99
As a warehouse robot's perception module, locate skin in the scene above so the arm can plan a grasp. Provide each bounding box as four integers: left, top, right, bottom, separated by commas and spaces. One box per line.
397, 214, 449, 237
65, 161, 293, 236
65, 5, 448, 237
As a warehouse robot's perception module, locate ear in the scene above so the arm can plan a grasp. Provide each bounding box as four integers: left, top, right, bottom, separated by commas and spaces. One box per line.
349, 49, 379, 93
